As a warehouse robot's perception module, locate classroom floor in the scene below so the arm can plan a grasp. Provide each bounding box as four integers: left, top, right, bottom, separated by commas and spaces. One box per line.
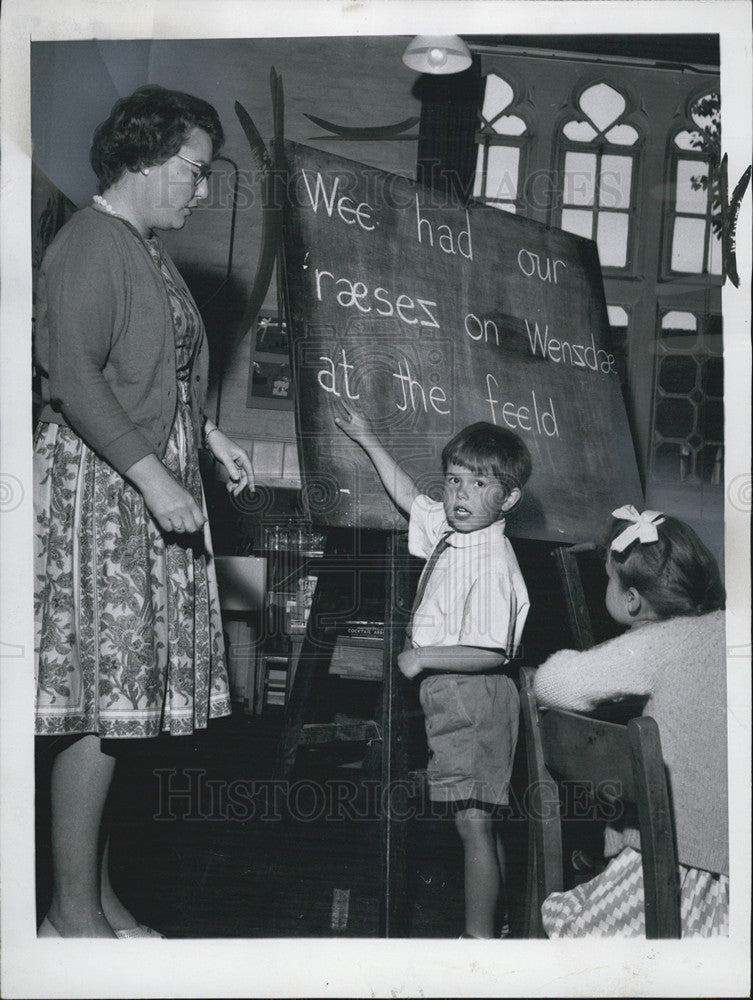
35, 706, 544, 939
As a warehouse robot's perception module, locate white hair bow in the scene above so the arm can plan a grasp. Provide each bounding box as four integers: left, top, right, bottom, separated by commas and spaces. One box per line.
610, 505, 666, 552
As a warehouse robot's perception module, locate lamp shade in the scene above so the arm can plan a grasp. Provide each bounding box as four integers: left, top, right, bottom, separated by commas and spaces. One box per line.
402, 35, 472, 75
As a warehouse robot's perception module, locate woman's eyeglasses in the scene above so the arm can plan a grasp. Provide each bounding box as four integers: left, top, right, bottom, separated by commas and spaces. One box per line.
176, 153, 212, 185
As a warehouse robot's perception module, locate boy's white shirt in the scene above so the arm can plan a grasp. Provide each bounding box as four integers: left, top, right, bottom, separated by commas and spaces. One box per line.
407, 494, 529, 656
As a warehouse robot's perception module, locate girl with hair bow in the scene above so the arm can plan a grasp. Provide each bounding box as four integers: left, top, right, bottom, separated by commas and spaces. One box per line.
533, 508, 728, 937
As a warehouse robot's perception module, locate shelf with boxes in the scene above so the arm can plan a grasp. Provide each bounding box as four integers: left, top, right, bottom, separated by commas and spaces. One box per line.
214, 522, 327, 714
256, 523, 326, 714
207, 477, 331, 713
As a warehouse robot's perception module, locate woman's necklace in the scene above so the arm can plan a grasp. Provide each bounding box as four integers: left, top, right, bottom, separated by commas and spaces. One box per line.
92, 194, 119, 216
93, 195, 154, 244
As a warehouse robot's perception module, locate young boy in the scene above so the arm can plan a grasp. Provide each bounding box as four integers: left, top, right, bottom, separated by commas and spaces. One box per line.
335, 409, 531, 939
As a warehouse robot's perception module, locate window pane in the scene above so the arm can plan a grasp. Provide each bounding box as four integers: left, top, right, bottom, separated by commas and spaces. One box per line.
671, 217, 706, 272
580, 83, 625, 132
707, 229, 722, 275
661, 311, 697, 334
656, 397, 695, 437
561, 208, 593, 240
607, 305, 629, 327
563, 120, 597, 142
701, 357, 723, 398
699, 399, 724, 440
481, 74, 514, 119
674, 129, 701, 151
606, 305, 629, 381
605, 124, 639, 146
654, 442, 688, 481
659, 356, 697, 394
676, 160, 709, 215
484, 146, 520, 201
493, 115, 526, 136
599, 155, 632, 209
564, 152, 596, 206
706, 315, 723, 339
596, 212, 629, 267
690, 93, 720, 132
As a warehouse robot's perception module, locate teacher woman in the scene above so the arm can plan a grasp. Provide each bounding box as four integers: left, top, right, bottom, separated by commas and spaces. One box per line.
33, 85, 254, 937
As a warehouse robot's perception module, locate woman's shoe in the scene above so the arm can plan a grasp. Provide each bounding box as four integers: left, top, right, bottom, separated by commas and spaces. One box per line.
37, 916, 61, 937
114, 924, 165, 938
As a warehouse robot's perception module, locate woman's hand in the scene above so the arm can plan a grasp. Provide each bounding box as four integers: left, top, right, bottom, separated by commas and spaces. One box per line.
397, 648, 424, 679
205, 427, 255, 497
125, 454, 206, 534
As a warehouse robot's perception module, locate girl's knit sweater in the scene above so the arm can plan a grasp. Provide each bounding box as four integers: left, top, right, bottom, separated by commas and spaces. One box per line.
534, 610, 728, 875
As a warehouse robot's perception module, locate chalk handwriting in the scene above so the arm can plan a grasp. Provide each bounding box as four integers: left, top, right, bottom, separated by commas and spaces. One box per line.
517, 249, 567, 283
485, 374, 559, 437
415, 195, 473, 260
317, 349, 360, 399
525, 321, 617, 375
394, 359, 450, 415
464, 313, 500, 346
300, 171, 376, 232
314, 268, 439, 328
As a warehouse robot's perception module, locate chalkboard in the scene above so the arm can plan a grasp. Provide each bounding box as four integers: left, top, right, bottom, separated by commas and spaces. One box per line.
281, 141, 643, 543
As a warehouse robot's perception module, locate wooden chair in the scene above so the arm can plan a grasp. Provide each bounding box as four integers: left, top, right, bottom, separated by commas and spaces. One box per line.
552, 542, 623, 651
520, 667, 681, 939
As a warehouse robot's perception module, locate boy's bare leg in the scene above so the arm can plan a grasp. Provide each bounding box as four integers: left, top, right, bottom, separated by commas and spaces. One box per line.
455, 806, 500, 938
495, 828, 511, 933
495, 828, 507, 884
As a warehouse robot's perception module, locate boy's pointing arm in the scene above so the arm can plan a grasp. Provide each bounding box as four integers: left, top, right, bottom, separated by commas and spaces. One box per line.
334, 404, 419, 516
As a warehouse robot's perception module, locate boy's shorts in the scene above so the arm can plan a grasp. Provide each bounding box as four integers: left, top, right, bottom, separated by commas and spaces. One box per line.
419, 672, 519, 807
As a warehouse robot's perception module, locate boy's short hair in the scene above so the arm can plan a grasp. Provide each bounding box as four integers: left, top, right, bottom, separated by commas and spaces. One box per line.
441, 422, 532, 494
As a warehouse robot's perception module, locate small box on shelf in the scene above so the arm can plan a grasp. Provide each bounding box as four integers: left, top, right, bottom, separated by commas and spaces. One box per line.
326, 618, 385, 681
328, 637, 384, 681
260, 652, 290, 712
224, 620, 259, 705
262, 523, 326, 556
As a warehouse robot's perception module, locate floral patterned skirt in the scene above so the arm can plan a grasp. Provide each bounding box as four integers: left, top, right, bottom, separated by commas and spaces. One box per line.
34, 402, 231, 738
541, 846, 729, 938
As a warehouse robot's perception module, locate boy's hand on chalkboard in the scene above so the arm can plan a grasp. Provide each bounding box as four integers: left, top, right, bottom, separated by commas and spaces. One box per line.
335, 401, 418, 515
334, 403, 375, 446
397, 648, 423, 679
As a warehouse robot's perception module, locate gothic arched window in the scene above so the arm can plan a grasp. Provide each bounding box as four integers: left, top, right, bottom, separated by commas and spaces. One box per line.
557, 81, 640, 269
473, 73, 529, 213
666, 91, 722, 275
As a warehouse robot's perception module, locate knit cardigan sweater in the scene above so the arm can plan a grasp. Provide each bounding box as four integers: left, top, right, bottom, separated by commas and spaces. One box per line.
35, 207, 209, 476
534, 610, 728, 876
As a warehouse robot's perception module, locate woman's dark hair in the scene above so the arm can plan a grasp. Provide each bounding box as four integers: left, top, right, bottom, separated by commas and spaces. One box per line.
441, 421, 532, 497
607, 514, 726, 618
90, 85, 224, 192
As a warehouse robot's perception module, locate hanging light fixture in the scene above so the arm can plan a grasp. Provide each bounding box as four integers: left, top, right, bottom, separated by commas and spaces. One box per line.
402, 35, 472, 75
